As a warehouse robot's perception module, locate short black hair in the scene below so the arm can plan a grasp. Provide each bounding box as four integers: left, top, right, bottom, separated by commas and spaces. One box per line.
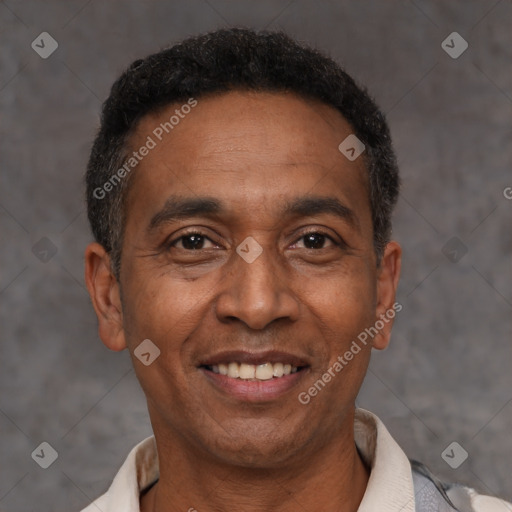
86, 27, 399, 278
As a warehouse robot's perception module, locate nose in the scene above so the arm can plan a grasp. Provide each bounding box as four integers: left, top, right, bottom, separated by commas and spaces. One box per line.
215, 243, 300, 330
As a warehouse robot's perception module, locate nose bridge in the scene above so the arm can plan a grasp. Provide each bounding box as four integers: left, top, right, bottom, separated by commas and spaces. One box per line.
238, 242, 280, 299
215, 240, 299, 330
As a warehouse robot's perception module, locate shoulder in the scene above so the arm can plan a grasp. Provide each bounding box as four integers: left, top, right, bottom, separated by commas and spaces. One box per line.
80, 492, 110, 512
411, 460, 512, 512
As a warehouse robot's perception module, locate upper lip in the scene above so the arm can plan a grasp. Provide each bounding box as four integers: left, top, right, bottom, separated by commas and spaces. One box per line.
199, 350, 310, 368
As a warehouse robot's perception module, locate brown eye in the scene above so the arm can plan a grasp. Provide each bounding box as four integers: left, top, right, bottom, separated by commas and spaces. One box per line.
294, 231, 338, 250
170, 232, 217, 251
303, 233, 329, 249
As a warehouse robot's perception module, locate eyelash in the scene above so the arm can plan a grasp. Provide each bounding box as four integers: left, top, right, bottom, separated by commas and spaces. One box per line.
166, 229, 342, 251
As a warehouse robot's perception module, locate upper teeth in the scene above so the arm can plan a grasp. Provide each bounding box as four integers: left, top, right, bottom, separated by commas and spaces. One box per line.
209, 362, 298, 380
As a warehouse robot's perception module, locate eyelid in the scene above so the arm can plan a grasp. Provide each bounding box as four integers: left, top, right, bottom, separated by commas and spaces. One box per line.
166, 227, 344, 251
291, 228, 342, 248
167, 228, 221, 249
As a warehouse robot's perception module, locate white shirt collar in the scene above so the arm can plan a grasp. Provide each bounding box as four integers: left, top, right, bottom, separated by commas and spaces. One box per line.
354, 408, 415, 512
81, 408, 507, 512
82, 408, 413, 511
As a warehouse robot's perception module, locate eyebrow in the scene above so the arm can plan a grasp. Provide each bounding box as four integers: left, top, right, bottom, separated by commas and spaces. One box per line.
147, 194, 359, 233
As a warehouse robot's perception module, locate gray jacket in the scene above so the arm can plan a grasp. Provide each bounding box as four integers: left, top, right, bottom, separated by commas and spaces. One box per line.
412, 460, 497, 511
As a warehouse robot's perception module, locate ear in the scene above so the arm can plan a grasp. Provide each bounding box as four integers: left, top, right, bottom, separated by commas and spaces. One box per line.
84, 242, 127, 351
372, 241, 402, 350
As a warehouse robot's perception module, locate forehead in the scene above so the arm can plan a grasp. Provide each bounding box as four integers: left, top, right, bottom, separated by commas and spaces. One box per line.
125, 90, 370, 229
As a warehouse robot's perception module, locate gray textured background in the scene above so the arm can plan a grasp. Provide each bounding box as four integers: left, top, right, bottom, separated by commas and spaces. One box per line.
1, 1, 511, 510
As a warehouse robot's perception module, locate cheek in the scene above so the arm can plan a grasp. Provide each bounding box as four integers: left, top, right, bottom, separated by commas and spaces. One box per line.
303, 273, 375, 405
120, 274, 209, 416
300, 263, 377, 389
306, 261, 376, 329
121, 270, 214, 345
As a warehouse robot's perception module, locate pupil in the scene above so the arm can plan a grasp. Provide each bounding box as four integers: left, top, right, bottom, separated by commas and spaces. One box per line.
304, 233, 324, 249
182, 234, 204, 250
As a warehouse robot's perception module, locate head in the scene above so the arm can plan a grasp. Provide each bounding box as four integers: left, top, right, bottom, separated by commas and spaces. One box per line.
85, 28, 401, 468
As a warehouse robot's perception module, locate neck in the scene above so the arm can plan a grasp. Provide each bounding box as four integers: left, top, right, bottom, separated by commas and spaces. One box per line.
141, 411, 370, 512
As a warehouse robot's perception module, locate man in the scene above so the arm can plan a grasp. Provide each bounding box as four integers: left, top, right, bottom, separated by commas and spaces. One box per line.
82, 28, 510, 512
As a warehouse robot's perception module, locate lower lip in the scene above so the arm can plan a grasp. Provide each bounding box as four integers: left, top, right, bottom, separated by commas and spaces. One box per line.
200, 368, 308, 402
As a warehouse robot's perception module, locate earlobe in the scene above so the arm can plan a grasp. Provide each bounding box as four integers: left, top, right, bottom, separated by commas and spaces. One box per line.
373, 241, 402, 351
84, 243, 127, 352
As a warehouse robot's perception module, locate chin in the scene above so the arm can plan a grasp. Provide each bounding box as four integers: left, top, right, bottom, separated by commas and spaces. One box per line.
202, 420, 310, 469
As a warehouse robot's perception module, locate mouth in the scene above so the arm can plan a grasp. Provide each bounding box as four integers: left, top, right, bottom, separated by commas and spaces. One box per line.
199, 351, 310, 402
204, 361, 302, 380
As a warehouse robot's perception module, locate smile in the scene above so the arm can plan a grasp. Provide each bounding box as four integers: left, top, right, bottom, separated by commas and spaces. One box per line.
205, 362, 300, 381
199, 351, 310, 402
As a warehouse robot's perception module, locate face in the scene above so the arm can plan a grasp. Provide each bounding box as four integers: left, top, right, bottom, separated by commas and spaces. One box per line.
85, 90, 401, 468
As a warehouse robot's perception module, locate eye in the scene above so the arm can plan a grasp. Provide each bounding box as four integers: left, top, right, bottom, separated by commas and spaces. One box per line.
169, 232, 218, 251
166, 229, 341, 252
293, 231, 339, 250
